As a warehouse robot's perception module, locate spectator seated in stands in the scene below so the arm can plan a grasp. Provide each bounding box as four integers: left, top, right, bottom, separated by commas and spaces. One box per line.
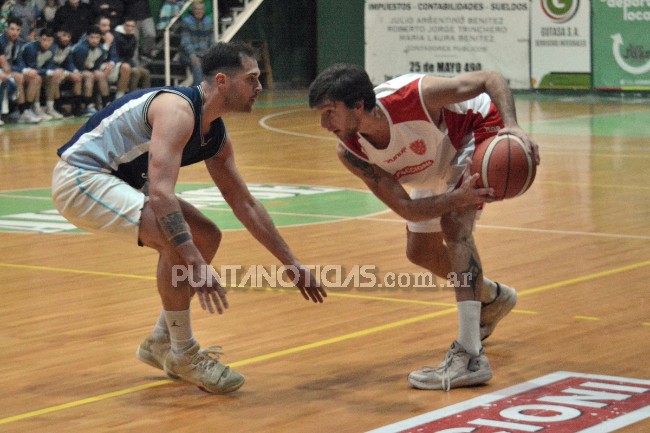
53, 0, 95, 44
71, 24, 110, 115
51, 26, 83, 116
179, 1, 212, 86
18, 26, 65, 120
0, 17, 42, 123
96, 14, 130, 100
113, 16, 149, 92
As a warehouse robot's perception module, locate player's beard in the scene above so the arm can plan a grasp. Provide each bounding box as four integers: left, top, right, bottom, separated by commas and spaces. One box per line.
226, 91, 256, 113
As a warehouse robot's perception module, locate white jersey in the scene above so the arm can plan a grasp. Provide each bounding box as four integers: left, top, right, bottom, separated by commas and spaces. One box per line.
340, 74, 503, 193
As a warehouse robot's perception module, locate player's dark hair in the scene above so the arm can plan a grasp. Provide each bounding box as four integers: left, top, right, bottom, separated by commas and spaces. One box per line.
201, 41, 258, 78
308, 63, 376, 111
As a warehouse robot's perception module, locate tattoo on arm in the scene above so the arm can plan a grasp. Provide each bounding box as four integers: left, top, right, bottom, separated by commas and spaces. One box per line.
159, 211, 192, 246
343, 150, 380, 183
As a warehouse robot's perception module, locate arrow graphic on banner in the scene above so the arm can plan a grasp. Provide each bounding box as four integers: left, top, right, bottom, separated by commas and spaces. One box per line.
611, 33, 650, 75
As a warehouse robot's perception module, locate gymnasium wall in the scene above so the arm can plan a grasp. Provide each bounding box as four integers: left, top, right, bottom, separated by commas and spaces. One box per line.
151, 0, 649, 91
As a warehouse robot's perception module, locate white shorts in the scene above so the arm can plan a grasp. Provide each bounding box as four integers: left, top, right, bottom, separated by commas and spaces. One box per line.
102, 62, 122, 84
51, 159, 145, 244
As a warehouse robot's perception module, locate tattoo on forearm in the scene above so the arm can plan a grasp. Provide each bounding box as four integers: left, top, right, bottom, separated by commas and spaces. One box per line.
159, 211, 192, 246
344, 150, 380, 183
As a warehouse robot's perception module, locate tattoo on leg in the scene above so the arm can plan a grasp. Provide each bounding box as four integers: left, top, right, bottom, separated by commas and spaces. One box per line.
159, 211, 192, 246
344, 150, 380, 183
463, 255, 481, 298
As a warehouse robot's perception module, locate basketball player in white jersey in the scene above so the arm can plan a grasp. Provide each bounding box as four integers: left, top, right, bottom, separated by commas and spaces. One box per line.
52, 42, 327, 394
309, 65, 539, 391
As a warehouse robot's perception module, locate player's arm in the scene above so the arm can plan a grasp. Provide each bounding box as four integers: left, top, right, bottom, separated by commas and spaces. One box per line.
421, 71, 539, 164
205, 139, 326, 303
147, 94, 227, 313
147, 94, 206, 266
336, 143, 494, 221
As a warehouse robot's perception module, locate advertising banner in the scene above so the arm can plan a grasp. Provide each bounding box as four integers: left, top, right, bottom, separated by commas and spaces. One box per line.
364, 1, 530, 88
531, 0, 591, 89
593, 0, 650, 90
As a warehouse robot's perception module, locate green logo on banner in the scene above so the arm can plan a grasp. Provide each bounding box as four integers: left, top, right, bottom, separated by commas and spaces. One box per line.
0, 184, 387, 234
541, 0, 579, 23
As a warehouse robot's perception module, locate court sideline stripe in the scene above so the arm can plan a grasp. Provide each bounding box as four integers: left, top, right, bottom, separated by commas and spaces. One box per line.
0, 259, 649, 425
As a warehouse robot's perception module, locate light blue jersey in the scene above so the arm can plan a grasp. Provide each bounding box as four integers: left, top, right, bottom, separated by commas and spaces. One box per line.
57, 85, 227, 190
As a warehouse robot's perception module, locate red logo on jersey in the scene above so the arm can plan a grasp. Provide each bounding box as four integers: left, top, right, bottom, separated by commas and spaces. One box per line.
409, 139, 426, 155
394, 160, 434, 179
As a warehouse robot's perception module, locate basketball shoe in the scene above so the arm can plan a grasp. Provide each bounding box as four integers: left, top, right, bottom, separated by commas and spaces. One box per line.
480, 282, 517, 340
407, 341, 493, 391
164, 343, 245, 394
136, 332, 178, 378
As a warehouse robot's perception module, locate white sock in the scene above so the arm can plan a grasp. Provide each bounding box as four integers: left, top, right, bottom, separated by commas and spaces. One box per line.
46, 100, 55, 110
457, 301, 482, 356
163, 309, 196, 355
152, 310, 168, 337
115, 91, 125, 99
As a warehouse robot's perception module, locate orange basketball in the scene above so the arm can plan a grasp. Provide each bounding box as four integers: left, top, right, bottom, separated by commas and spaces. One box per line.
471, 134, 536, 200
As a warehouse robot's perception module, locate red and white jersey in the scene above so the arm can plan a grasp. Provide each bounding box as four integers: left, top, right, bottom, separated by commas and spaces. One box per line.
340, 74, 503, 192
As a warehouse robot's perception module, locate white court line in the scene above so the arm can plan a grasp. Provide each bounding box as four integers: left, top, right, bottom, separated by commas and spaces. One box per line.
259, 109, 337, 141
3, 191, 647, 240
258, 109, 650, 159
0, 193, 53, 200
201, 207, 650, 241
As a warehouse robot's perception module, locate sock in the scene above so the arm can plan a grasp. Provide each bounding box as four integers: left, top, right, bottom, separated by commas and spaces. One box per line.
163, 309, 196, 356
19, 102, 27, 113
115, 91, 125, 99
46, 100, 55, 110
457, 300, 482, 356
152, 310, 169, 337
34, 101, 42, 110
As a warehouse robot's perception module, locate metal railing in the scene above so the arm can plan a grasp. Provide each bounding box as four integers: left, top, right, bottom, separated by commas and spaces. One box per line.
162, 0, 265, 86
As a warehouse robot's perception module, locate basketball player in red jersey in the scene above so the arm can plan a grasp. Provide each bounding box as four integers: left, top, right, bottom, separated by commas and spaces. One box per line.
309, 65, 540, 391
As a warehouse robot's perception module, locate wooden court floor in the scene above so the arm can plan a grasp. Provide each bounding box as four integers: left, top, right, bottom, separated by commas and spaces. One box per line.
0, 91, 649, 432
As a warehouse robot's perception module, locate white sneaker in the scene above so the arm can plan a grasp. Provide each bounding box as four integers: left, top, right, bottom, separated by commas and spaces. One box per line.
480, 282, 517, 340
0, 118, 4, 126
136, 332, 175, 377
164, 343, 245, 394
44, 107, 65, 119
33, 106, 53, 121
408, 341, 493, 391
18, 109, 42, 123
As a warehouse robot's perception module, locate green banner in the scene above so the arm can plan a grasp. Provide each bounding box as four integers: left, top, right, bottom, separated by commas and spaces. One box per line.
592, 0, 650, 90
